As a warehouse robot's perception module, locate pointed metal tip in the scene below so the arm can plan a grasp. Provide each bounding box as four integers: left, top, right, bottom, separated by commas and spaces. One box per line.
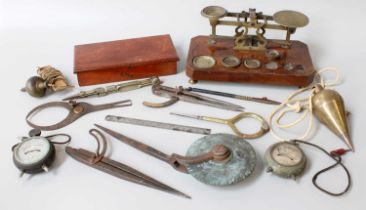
94, 124, 104, 130
182, 193, 192, 199
170, 112, 196, 118
342, 134, 354, 152
173, 191, 191, 199
271, 101, 282, 105
94, 124, 116, 136
62, 95, 78, 101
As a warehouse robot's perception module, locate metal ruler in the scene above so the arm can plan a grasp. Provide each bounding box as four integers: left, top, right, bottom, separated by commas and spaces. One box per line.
105, 115, 211, 135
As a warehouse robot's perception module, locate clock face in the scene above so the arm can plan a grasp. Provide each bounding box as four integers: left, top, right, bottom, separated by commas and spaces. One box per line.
271, 143, 303, 166
14, 137, 51, 165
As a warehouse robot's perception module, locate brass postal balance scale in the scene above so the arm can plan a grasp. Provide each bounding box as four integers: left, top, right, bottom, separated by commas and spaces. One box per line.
186, 6, 316, 87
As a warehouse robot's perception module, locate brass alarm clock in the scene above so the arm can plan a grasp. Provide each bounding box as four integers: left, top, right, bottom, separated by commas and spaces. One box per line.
264, 141, 307, 179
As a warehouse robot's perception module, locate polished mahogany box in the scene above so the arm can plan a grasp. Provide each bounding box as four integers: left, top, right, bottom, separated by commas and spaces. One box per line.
74, 34, 179, 86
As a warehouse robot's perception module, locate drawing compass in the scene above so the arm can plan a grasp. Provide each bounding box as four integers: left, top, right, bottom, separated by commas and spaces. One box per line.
95, 125, 257, 186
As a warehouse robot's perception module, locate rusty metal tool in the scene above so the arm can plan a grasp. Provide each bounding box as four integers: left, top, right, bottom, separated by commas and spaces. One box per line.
26, 100, 132, 131
66, 129, 190, 199
186, 87, 281, 105
143, 84, 244, 111
105, 115, 211, 135
95, 124, 257, 186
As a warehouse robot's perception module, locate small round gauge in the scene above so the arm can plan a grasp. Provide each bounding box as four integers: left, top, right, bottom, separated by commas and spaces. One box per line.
13, 136, 55, 174
264, 141, 306, 179
271, 142, 303, 166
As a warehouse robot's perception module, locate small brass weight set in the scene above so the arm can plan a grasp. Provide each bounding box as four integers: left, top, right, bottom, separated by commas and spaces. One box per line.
13, 5, 355, 200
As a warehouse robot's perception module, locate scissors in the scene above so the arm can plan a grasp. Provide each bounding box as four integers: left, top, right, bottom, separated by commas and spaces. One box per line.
170, 112, 269, 139
26, 100, 132, 131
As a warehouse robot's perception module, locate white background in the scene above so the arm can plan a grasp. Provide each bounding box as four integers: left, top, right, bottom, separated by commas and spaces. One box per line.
1, 0, 365, 209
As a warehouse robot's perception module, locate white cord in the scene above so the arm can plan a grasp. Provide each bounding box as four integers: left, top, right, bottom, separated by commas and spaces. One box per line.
268, 67, 341, 141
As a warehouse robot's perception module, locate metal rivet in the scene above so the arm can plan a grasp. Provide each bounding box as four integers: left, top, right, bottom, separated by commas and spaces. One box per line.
73, 105, 84, 114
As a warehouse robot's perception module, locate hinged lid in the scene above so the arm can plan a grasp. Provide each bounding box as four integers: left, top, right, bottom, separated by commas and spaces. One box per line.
74, 34, 179, 73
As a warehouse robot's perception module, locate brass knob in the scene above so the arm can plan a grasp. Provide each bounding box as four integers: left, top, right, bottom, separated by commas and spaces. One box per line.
21, 76, 47, 98
211, 144, 231, 162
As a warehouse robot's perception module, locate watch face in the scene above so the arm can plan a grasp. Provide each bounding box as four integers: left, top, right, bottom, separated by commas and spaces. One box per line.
13, 137, 51, 165
271, 142, 303, 166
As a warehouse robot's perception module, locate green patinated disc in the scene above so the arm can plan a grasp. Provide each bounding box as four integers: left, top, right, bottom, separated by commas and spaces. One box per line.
186, 133, 256, 186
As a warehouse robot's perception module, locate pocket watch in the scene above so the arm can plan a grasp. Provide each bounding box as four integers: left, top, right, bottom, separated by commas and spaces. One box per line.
12, 129, 71, 177
264, 141, 306, 179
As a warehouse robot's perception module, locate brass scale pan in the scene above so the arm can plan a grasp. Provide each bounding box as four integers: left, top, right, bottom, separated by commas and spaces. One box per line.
201, 6, 309, 28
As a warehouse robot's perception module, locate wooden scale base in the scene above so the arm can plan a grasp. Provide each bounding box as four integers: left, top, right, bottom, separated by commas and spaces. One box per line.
186, 36, 315, 87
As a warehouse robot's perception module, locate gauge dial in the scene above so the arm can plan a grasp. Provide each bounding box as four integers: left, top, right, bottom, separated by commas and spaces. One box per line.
13, 137, 51, 165
271, 142, 303, 166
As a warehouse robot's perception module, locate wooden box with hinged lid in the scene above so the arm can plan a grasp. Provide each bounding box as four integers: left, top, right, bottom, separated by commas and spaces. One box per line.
74, 34, 179, 86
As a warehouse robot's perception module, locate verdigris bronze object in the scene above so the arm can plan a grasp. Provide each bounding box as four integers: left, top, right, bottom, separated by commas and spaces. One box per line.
95, 124, 257, 186
186, 133, 256, 186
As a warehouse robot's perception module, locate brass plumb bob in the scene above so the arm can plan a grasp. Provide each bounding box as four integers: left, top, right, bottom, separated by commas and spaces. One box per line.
312, 85, 353, 151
